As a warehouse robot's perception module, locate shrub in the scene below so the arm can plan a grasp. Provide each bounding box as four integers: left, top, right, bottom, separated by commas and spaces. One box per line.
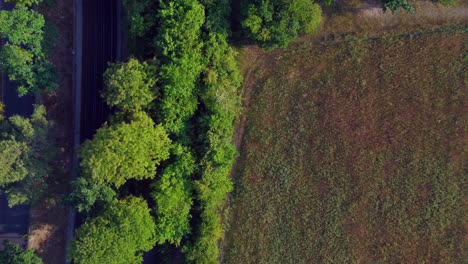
241, 0, 322, 49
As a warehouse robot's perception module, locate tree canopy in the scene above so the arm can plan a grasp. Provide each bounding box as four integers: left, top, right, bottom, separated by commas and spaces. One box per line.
0, 241, 43, 264
0, 6, 57, 96
102, 58, 158, 112
69, 197, 157, 264
79, 111, 171, 187
151, 144, 195, 245
0, 105, 55, 207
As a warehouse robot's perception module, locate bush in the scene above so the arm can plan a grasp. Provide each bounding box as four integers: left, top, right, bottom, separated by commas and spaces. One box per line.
69, 197, 157, 264
436, 0, 457, 6
383, 0, 415, 13
241, 0, 322, 49
79, 111, 171, 188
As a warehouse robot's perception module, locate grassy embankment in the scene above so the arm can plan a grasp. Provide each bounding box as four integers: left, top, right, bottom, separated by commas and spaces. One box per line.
223, 25, 467, 263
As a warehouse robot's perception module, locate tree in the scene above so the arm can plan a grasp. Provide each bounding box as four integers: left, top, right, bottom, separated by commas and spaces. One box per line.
155, 0, 205, 136
102, 58, 158, 112
383, 0, 415, 13
152, 144, 195, 245
0, 6, 57, 96
241, 0, 322, 49
79, 112, 171, 187
67, 177, 116, 216
0, 105, 55, 207
69, 197, 157, 264
0, 241, 43, 264
122, 0, 157, 38
4, 0, 43, 6
0, 6, 44, 53
0, 102, 4, 121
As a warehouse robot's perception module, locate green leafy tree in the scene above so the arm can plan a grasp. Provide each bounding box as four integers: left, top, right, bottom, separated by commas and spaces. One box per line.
69, 197, 157, 264
383, 0, 415, 13
122, 0, 157, 38
155, 0, 205, 136
0, 105, 55, 207
151, 144, 195, 245
0, 241, 43, 264
0, 7, 57, 96
0, 44, 35, 96
67, 177, 116, 215
0, 102, 4, 121
79, 112, 171, 187
102, 58, 158, 112
0, 6, 44, 53
241, 0, 322, 49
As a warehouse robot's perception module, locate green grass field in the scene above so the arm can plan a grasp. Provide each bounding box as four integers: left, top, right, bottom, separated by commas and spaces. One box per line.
223, 27, 467, 263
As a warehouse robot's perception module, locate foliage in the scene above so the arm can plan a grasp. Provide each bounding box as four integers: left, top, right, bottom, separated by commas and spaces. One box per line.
0, 105, 55, 207
185, 1, 242, 262
151, 144, 195, 245
241, 0, 322, 49
321, 0, 335, 5
0, 6, 57, 96
67, 177, 116, 215
79, 111, 171, 188
383, 0, 415, 13
0, 6, 43, 53
4, 0, 42, 6
102, 58, 158, 112
122, 0, 157, 38
69, 197, 157, 264
0, 102, 4, 121
155, 0, 205, 136
0, 241, 43, 264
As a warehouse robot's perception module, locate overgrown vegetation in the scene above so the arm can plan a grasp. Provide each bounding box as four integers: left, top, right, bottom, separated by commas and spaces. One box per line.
224, 28, 467, 263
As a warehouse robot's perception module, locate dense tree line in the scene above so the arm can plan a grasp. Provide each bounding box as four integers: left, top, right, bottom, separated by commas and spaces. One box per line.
71, 0, 462, 262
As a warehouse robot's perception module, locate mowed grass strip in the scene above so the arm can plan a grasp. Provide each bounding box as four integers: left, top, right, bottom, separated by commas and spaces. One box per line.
224, 29, 467, 264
